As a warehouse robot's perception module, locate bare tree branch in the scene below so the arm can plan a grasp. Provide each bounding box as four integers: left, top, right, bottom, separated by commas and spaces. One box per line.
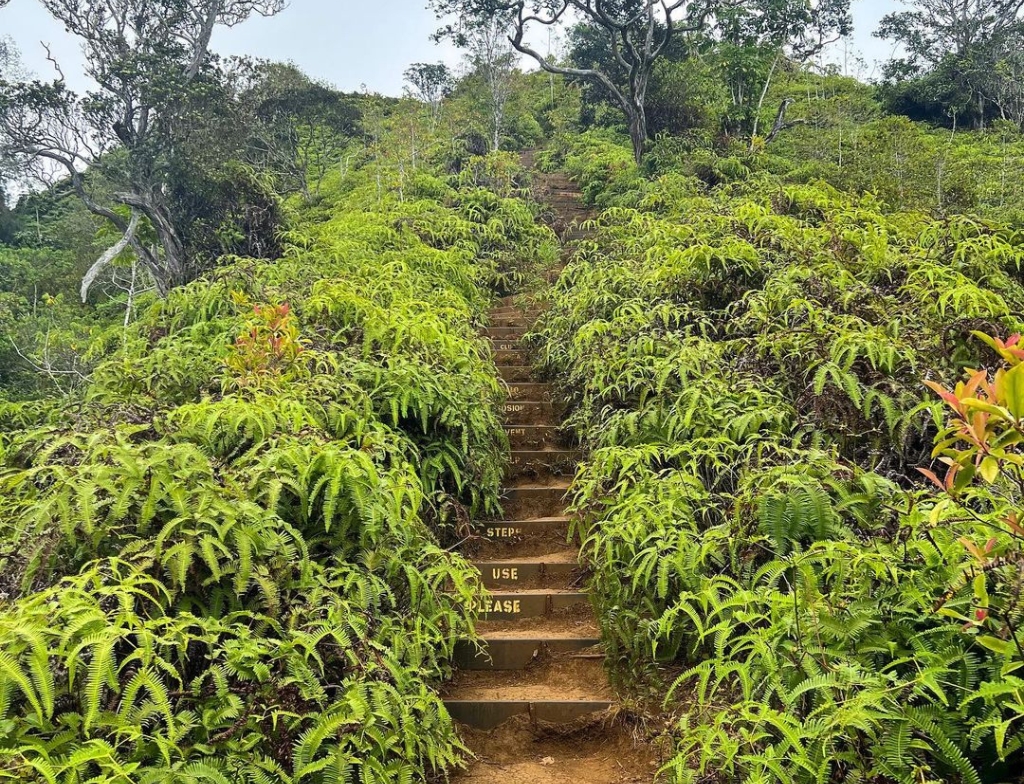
81, 208, 140, 301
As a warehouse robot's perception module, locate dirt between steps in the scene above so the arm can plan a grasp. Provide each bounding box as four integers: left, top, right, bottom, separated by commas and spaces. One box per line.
474, 611, 600, 638
452, 714, 660, 783
444, 657, 613, 702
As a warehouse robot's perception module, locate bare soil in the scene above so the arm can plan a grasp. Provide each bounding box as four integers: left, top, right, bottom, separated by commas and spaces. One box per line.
475, 612, 600, 639
444, 658, 613, 702
453, 715, 661, 784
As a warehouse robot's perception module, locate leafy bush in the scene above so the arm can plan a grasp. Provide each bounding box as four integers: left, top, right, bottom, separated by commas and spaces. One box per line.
538, 133, 1024, 783
0, 152, 554, 781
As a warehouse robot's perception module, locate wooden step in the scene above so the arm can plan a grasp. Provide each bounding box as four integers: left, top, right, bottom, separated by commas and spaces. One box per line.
483, 326, 527, 340
473, 550, 579, 588
505, 382, 553, 402
501, 483, 570, 518
454, 636, 602, 670
492, 338, 527, 352
444, 660, 612, 729
471, 589, 589, 620
494, 348, 531, 366
445, 700, 613, 730
445, 659, 609, 700
500, 400, 557, 425
488, 313, 539, 329
499, 364, 535, 383
465, 517, 573, 559
503, 424, 565, 449
488, 306, 541, 317
509, 449, 578, 481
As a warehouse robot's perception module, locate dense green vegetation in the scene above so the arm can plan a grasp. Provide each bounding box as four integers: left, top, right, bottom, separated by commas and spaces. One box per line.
3, 0, 1024, 781
538, 129, 1024, 783
0, 148, 556, 780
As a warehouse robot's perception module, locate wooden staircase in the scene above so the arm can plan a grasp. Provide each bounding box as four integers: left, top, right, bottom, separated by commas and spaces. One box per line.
444, 160, 654, 782
443, 296, 613, 732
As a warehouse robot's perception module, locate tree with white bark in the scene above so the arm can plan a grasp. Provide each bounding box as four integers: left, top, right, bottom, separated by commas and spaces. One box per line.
433, 0, 850, 162
462, 20, 518, 152
404, 61, 455, 129
434, 0, 701, 163
0, 0, 285, 299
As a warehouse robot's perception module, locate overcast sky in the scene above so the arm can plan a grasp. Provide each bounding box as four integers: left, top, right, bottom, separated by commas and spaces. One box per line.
1, 0, 902, 94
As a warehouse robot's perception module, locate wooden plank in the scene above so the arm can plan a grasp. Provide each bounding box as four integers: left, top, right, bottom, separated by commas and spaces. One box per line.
453, 638, 601, 670
473, 518, 571, 543
499, 365, 534, 382
492, 339, 525, 352
508, 449, 579, 479
483, 326, 526, 339
504, 382, 554, 402
500, 400, 556, 424
494, 348, 531, 365
474, 560, 576, 588
444, 700, 613, 730
470, 591, 588, 620
501, 485, 571, 519
503, 424, 563, 449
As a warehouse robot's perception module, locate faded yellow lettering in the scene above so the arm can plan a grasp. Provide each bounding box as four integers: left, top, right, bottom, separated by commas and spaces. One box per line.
485, 527, 522, 538
475, 598, 522, 615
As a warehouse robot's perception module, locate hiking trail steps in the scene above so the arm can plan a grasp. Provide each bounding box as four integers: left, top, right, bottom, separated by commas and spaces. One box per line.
444, 158, 655, 782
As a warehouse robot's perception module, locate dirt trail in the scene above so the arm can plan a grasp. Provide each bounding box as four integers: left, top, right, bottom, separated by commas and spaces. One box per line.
444, 156, 659, 782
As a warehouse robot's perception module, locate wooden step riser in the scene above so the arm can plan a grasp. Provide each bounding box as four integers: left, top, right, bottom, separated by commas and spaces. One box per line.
489, 306, 542, 316
492, 338, 526, 352
470, 592, 589, 620
504, 425, 567, 450
483, 326, 527, 340
445, 700, 612, 730
453, 638, 601, 670
507, 450, 578, 481
500, 400, 557, 425
465, 519, 572, 559
505, 382, 553, 402
488, 314, 539, 328
499, 365, 535, 383
502, 487, 569, 519
494, 349, 531, 366
475, 561, 578, 589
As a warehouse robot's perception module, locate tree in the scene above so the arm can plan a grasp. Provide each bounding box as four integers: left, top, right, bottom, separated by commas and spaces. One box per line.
235, 61, 362, 199
404, 62, 455, 128
434, 0, 850, 162
463, 20, 518, 152
708, 0, 851, 139
876, 0, 1024, 126
0, 0, 285, 299
434, 0, 706, 163
0, 36, 21, 189
0, 35, 17, 74
983, 47, 1024, 126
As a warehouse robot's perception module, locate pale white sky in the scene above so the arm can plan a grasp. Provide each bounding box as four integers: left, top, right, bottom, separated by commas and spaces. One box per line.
0, 0, 903, 94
